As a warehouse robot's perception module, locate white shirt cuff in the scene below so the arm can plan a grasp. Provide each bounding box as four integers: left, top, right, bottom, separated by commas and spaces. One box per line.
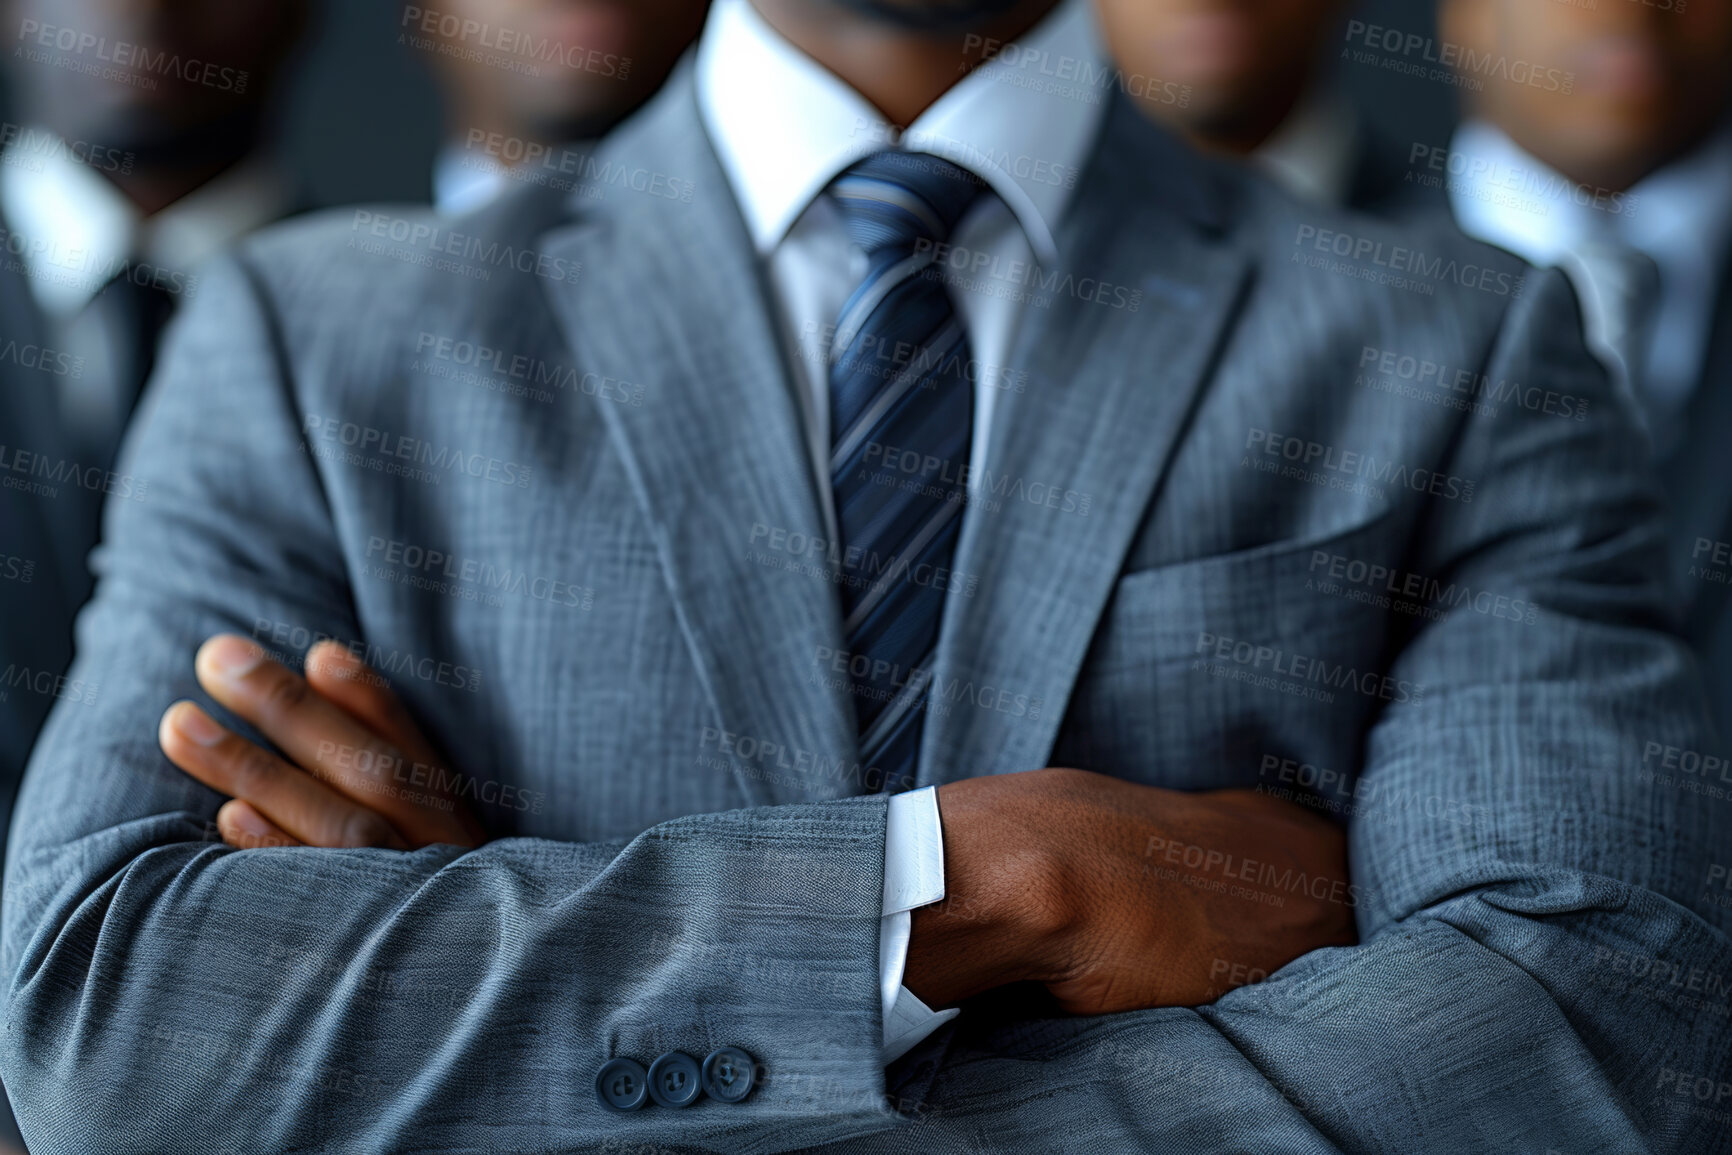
878, 786, 958, 1064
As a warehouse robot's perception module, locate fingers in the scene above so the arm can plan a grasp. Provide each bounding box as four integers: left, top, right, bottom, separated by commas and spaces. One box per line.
159, 701, 409, 850
216, 799, 303, 850
192, 635, 481, 848
306, 643, 486, 844
305, 642, 442, 766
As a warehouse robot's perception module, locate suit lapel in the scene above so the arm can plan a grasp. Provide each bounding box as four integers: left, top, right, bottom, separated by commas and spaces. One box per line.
536, 75, 859, 807
921, 103, 1251, 785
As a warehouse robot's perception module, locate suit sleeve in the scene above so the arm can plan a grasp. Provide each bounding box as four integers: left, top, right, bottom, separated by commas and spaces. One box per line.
0, 253, 903, 1155
794, 267, 1732, 1155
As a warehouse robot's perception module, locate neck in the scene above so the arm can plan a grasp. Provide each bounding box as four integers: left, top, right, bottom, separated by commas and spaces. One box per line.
748, 0, 1064, 126
102, 157, 249, 218
33, 111, 264, 217
1476, 110, 1727, 198
1184, 82, 1309, 159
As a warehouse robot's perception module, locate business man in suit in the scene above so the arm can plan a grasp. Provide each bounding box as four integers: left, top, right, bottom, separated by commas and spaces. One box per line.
423, 0, 711, 215
0, 0, 309, 824
0, 2, 307, 1149
1091, 0, 1419, 213
4, 0, 1729, 1151
1432, 0, 1732, 741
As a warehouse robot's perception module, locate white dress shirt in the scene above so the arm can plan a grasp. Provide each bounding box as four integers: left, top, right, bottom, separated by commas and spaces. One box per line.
1446, 119, 1732, 451
0, 134, 291, 321
433, 143, 511, 216
1253, 89, 1359, 208
694, 0, 1106, 1062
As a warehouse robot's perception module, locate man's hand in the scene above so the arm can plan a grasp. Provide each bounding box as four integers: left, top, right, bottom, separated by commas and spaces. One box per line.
904, 768, 1357, 1014
157, 635, 485, 851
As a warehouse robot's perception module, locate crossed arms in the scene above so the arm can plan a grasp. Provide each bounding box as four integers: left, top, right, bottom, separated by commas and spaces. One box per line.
3, 253, 1730, 1154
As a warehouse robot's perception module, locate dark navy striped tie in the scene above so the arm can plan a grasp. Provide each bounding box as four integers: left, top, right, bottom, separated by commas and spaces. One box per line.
826, 150, 984, 793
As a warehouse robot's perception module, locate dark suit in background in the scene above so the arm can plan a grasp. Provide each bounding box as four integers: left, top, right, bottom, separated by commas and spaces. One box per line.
1663, 232, 1732, 734
0, 5, 310, 1148
1426, 0, 1732, 735
0, 262, 77, 834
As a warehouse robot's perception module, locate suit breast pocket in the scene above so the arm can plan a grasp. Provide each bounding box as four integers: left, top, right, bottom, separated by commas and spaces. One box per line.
1055, 511, 1409, 792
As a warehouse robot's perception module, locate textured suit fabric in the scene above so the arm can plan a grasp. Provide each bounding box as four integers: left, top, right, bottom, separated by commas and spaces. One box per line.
1658, 258, 1732, 743
0, 248, 89, 828
0, 253, 78, 1155
2, 65, 1728, 1153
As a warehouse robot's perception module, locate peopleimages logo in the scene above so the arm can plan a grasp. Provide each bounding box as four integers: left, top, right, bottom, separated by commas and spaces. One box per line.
399, 6, 630, 78
0, 121, 132, 175
912, 237, 1143, 312
1245, 427, 1477, 504
1293, 224, 1524, 299
302, 413, 535, 490
346, 211, 579, 283
16, 19, 250, 92
1407, 143, 1636, 218
1196, 631, 1427, 705
1341, 20, 1573, 94
1357, 344, 1588, 422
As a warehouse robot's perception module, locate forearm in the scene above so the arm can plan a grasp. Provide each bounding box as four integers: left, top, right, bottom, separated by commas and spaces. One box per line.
904, 771, 1356, 1013
3, 788, 899, 1153
815, 879, 1732, 1155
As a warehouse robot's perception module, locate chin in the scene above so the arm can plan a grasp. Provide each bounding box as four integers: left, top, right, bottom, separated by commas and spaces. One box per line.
827, 0, 1030, 30
1157, 87, 1260, 134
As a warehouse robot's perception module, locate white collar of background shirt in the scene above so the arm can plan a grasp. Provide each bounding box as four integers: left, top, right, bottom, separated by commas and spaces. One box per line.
1253, 86, 1359, 208
1448, 117, 1732, 269
0, 129, 290, 321
695, 0, 1105, 265
433, 142, 511, 217
1447, 117, 1732, 424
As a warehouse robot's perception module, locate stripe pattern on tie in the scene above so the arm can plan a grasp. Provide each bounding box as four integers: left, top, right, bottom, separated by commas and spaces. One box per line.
826, 150, 984, 793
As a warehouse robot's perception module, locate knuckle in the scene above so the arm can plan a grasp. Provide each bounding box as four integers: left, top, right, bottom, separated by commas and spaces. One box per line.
227, 745, 279, 795
257, 671, 310, 716
340, 810, 394, 849
220, 817, 262, 851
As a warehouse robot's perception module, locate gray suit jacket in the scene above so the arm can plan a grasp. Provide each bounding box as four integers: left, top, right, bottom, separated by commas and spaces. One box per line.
4, 67, 1729, 1153
0, 249, 91, 831
1658, 250, 1732, 743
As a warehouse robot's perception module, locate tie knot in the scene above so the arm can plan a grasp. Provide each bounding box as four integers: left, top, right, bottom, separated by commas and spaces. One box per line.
829, 150, 985, 254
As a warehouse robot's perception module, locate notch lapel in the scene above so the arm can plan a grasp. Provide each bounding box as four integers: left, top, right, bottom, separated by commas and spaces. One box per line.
536, 77, 860, 807
920, 105, 1251, 785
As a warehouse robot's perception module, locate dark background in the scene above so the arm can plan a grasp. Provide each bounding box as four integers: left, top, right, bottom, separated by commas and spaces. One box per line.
6, 0, 1458, 212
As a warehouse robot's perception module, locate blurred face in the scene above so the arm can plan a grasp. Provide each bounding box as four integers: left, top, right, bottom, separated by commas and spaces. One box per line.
827, 0, 1026, 27
1095, 0, 1345, 151
428, 0, 710, 145
1441, 0, 1732, 190
7, 0, 307, 160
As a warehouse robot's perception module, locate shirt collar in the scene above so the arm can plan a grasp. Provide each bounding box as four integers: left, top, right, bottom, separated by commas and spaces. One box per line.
695, 0, 1104, 264
433, 142, 511, 217
0, 130, 291, 319
1446, 118, 1732, 270
1253, 88, 1358, 207
1617, 122, 1732, 273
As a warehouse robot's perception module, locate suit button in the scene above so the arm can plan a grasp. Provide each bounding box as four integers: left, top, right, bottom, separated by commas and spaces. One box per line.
701, 1046, 757, 1104
595, 1057, 649, 1113
647, 1051, 703, 1108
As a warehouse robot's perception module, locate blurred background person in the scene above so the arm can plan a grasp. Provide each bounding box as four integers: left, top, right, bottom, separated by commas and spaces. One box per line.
420, 0, 709, 215
0, 4, 311, 1142
1436, 0, 1732, 731
1093, 0, 1417, 212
